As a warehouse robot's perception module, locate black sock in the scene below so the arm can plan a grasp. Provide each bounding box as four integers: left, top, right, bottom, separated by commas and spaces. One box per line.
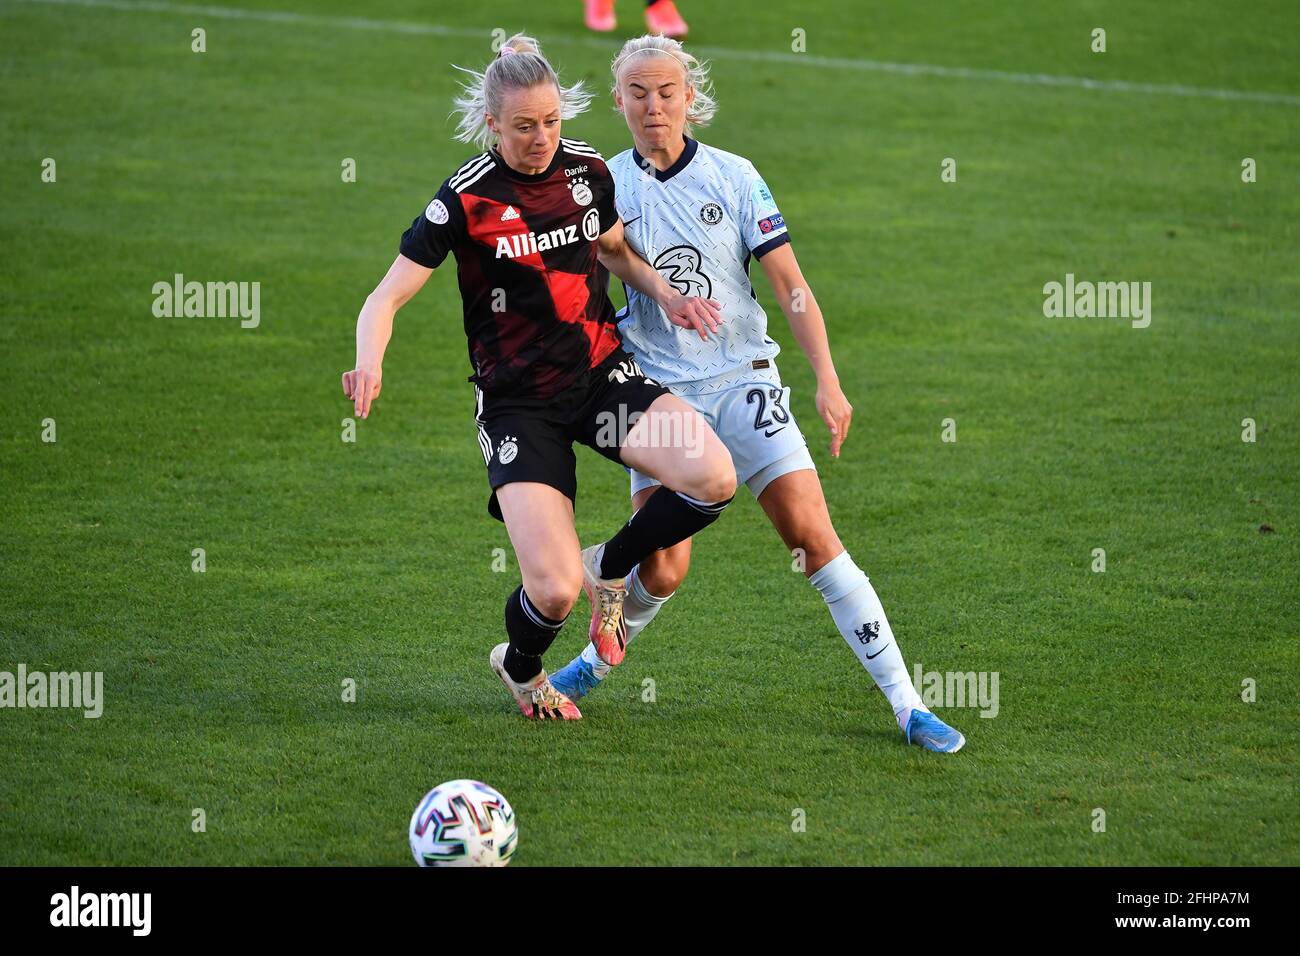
599, 487, 732, 580
503, 585, 566, 683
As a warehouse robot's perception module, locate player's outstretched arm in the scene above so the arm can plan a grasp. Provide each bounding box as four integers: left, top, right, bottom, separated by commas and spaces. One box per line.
759, 243, 852, 457
342, 253, 433, 419
595, 219, 722, 340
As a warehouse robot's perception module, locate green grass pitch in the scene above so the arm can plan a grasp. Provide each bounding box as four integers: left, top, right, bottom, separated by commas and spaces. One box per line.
1, 0, 1297, 865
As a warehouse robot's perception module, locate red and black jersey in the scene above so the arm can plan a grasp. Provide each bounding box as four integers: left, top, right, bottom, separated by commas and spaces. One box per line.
400, 138, 623, 401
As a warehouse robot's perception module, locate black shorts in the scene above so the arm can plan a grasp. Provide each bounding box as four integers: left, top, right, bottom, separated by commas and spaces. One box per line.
473, 348, 670, 521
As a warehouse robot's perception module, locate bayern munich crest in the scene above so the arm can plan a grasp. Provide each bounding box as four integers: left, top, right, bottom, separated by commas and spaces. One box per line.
570, 177, 593, 207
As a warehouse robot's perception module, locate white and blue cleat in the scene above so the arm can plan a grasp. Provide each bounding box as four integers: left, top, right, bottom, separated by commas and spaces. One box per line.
551, 657, 965, 752
547, 654, 605, 702
904, 709, 966, 753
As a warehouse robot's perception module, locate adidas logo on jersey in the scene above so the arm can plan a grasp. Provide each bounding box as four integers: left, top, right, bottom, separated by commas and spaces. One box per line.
500, 205, 520, 222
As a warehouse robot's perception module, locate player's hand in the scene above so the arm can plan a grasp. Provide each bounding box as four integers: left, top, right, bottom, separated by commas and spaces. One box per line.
816, 379, 852, 457
342, 367, 382, 419
662, 293, 723, 341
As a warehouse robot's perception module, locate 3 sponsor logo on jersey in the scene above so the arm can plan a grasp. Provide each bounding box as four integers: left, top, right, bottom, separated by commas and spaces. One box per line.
500, 205, 520, 222
653, 245, 711, 298
425, 198, 449, 224
494, 208, 601, 258
758, 212, 785, 234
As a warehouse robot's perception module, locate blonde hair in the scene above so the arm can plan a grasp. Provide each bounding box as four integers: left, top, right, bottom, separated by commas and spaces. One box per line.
451, 34, 593, 149
611, 34, 717, 131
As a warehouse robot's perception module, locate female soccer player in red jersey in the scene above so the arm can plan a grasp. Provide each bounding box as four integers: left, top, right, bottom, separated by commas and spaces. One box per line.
343, 35, 736, 720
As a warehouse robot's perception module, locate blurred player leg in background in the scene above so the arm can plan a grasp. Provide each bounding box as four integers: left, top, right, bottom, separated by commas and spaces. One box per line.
584, 0, 616, 32
584, 0, 689, 38
645, 0, 689, 37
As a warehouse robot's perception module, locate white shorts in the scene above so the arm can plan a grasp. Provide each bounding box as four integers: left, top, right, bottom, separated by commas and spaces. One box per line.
629, 373, 816, 500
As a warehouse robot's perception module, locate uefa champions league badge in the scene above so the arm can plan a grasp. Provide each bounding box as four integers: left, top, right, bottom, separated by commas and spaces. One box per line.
569, 177, 593, 207
425, 198, 449, 224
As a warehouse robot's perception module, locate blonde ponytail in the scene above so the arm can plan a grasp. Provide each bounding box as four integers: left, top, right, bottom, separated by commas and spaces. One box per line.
452, 33, 593, 149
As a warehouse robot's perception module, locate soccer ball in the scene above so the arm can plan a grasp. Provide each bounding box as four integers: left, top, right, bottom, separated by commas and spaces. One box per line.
408, 779, 518, 867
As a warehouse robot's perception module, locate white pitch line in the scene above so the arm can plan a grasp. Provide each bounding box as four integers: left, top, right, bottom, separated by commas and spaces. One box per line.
16, 0, 1300, 108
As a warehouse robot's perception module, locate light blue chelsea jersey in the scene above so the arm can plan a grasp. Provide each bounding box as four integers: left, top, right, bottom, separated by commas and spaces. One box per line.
608, 136, 791, 393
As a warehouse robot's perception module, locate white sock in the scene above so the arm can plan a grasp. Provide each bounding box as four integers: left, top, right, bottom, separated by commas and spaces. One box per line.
580, 565, 673, 676
808, 551, 925, 728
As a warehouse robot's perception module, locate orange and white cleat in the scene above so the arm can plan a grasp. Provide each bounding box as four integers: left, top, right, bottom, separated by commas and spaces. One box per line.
580, 544, 629, 666
490, 643, 582, 720
645, 0, 688, 37
584, 0, 617, 32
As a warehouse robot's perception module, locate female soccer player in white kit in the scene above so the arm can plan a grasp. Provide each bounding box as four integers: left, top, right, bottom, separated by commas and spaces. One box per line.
549, 35, 965, 751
